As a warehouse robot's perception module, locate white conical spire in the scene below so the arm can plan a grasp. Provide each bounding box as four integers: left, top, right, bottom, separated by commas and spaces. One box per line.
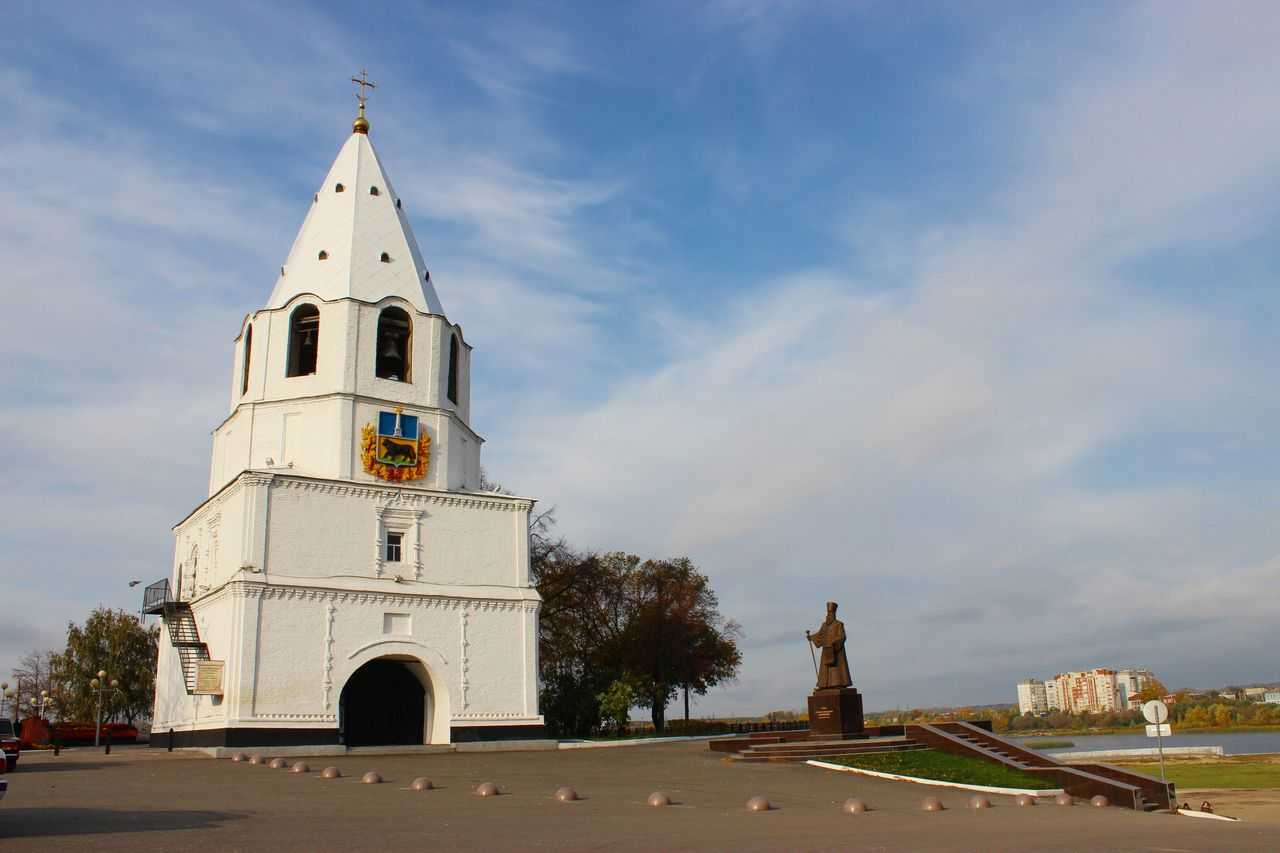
266, 131, 444, 315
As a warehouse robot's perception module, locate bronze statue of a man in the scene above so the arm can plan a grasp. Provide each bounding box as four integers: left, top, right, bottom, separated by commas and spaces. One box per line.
807, 601, 852, 690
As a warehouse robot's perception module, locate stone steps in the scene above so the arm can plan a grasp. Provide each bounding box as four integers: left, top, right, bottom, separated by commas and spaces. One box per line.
729, 737, 929, 763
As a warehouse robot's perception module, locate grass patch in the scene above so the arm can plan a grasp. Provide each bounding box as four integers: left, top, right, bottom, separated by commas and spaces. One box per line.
827, 749, 1058, 790
1113, 761, 1280, 790
1024, 739, 1074, 749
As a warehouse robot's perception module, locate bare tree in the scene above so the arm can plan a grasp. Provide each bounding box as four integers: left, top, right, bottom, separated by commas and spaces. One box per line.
10, 649, 62, 720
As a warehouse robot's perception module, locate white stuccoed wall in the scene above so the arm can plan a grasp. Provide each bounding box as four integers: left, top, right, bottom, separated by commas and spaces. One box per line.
153, 472, 542, 742
214, 297, 476, 495
152, 124, 538, 746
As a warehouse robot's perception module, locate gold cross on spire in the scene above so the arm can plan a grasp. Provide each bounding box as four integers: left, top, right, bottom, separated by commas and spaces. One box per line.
350, 69, 376, 134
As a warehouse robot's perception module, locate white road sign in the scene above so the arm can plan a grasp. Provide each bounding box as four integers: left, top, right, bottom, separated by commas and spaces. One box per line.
1146, 724, 1172, 737
1142, 699, 1169, 724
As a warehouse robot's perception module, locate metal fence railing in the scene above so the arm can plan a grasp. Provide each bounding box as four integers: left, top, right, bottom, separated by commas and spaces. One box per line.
142, 579, 171, 615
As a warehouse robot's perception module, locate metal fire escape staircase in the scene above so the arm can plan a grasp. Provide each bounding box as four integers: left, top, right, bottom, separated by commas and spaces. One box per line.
142, 579, 210, 694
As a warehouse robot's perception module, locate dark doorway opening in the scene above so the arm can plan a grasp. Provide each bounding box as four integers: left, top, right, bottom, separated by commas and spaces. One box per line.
340, 659, 425, 746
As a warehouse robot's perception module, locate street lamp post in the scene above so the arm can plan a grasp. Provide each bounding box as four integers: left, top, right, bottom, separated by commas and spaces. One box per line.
91, 670, 120, 747
29, 690, 52, 722
129, 579, 144, 622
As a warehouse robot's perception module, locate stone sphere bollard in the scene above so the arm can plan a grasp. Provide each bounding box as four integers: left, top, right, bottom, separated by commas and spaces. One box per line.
921, 796, 944, 812
1090, 795, 1109, 808
249, 753, 267, 765
554, 786, 579, 802
410, 777, 434, 791
291, 762, 310, 774
475, 782, 500, 797
361, 771, 382, 785
321, 766, 342, 779
1014, 793, 1036, 807
647, 791, 671, 808
231, 752, 249, 762
1054, 792, 1073, 806
842, 798, 867, 814
745, 795, 771, 812
968, 795, 991, 809
269, 758, 288, 769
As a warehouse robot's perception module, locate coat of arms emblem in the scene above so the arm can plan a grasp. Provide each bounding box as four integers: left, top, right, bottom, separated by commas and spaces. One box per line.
361, 409, 430, 481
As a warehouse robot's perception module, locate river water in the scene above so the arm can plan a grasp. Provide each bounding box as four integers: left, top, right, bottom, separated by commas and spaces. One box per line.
1010, 730, 1280, 756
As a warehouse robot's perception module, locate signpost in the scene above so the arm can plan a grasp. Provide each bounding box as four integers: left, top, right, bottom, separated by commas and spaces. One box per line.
1142, 699, 1171, 786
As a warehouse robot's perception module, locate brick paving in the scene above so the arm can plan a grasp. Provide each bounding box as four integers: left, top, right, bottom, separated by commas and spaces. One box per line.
2, 742, 1277, 851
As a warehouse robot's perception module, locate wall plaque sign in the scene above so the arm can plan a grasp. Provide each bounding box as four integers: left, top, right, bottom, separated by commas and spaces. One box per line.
194, 660, 225, 696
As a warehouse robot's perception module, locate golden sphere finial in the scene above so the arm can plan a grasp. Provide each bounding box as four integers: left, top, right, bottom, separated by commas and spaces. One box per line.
350, 69, 375, 135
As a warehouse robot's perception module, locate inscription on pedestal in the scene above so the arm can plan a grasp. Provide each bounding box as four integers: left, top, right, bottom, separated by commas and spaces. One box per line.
807, 687, 864, 738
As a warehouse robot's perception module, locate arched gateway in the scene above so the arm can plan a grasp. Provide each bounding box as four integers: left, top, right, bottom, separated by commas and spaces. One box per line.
340, 657, 428, 746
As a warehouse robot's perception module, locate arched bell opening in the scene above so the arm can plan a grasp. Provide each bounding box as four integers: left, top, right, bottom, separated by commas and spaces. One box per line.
338, 656, 432, 746
240, 324, 253, 395
375, 306, 412, 381
286, 304, 320, 377
447, 333, 460, 404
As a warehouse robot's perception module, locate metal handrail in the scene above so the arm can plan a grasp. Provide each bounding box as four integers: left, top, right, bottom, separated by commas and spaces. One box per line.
141, 579, 171, 615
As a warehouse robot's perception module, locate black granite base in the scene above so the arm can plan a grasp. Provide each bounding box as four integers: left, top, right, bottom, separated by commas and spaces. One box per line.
149, 727, 341, 749
449, 724, 547, 742
149, 724, 547, 748
807, 688, 865, 738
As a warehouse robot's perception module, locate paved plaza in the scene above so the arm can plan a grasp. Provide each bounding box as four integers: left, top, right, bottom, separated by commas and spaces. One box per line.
3, 742, 1278, 851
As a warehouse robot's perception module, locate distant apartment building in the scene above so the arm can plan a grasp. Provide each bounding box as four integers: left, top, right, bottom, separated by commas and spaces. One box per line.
1044, 677, 1063, 711
1055, 670, 1120, 713
1115, 668, 1153, 710
1244, 687, 1268, 700
1265, 691, 1280, 705
1017, 679, 1049, 715
1017, 667, 1157, 714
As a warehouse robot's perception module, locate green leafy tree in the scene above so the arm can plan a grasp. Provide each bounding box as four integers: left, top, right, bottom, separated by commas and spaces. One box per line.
534, 543, 633, 737
494, 478, 744, 739
596, 677, 637, 736
51, 607, 160, 726
1133, 678, 1169, 704
617, 556, 742, 734
1183, 706, 1211, 727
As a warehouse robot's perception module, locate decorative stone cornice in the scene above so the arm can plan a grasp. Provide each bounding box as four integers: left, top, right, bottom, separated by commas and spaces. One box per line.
231, 581, 526, 612
272, 474, 532, 512
252, 713, 337, 722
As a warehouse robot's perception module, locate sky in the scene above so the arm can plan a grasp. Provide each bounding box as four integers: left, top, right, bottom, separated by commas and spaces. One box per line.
2, 1, 1279, 716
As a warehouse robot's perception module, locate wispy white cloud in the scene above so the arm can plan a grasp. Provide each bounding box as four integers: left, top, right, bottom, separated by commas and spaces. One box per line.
496, 0, 1280, 712
0, 3, 636, 681
3, 1, 1278, 719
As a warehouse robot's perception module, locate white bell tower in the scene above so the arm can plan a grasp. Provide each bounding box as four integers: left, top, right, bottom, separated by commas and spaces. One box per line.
147, 76, 545, 749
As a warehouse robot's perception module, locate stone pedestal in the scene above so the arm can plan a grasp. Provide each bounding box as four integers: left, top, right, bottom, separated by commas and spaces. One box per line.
807, 687, 865, 738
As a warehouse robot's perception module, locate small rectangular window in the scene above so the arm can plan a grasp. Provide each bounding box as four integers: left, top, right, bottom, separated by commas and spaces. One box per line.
386, 532, 402, 563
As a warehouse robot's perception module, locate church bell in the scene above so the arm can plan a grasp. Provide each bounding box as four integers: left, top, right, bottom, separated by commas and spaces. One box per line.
380, 337, 402, 362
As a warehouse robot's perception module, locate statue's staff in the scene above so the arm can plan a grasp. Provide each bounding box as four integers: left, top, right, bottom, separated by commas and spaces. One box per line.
804, 630, 818, 679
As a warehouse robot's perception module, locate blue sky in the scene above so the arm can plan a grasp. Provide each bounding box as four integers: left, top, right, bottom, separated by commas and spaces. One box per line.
2, 1, 1279, 715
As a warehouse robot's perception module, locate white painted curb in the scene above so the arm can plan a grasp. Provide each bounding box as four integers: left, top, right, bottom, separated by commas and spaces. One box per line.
558, 735, 722, 750
806, 759, 1065, 798
1176, 808, 1241, 822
